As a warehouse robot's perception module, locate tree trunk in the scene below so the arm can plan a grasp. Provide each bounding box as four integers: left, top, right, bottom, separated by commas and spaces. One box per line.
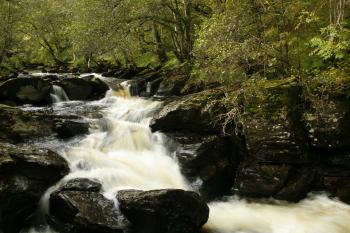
152, 22, 168, 63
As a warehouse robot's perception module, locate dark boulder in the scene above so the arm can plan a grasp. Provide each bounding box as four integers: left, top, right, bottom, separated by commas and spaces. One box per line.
58, 78, 92, 101
56, 178, 102, 193
319, 150, 350, 169
58, 77, 109, 101
150, 88, 228, 134
233, 162, 291, 198
49, 188, 124, 233
168, 133, 243, 200
324, 177, 350, 204
0, 78, 51, 105
275, 167, 318, 202
117, 189, 209, 233
0, 143, 69, 233
83, 76, 109, 99
54, 120, 89, 139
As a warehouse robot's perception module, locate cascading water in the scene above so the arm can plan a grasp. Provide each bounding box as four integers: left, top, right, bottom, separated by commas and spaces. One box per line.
50, 85, 69, 103
28, 84, 350, 233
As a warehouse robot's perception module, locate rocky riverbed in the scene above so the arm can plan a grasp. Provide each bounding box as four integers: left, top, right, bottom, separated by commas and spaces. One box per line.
0, 70, 350, 233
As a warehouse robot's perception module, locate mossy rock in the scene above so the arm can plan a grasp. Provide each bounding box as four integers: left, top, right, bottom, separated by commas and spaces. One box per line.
151, 87, 229, 134
303, 70, 350, 149
0, 105, 54, 142
240, 77, 309, 163
157, 73, 188, 96
0, 77, 51, 105
0, 142, 69, 233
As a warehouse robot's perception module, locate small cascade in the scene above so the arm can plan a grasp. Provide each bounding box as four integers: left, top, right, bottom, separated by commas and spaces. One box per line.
120, 80, 139, 96
50, 85, 69, 103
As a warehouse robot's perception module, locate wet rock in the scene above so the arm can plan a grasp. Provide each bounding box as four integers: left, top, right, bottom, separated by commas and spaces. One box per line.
320, 150, 350, 169
241, 78, 309, 164
168, 133, 244, 200
150, 88, 228, 134
57, 178, 102, 192
275, 167, 318, 202
0, 143, 69, 233
324, 177, 350, 204
0, 104, 89, 143
0, 78, 51, 105
42, 74, 60, 82
58, 77, 109, 101
0, 105, 54, 143
83, 76, 109, 100
117, 189, 209, 233
233, 162, 291, 197
54, 120, 89, 139
49, 190, 123, 233
58, 78, 93, 100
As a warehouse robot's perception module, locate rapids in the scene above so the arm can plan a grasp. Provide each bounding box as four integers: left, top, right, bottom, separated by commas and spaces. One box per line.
25, 81, 350, 233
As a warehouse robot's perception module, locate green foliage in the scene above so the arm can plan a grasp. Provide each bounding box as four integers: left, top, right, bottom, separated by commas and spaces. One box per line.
309, 24, 350, 70
0, 0, 348, 87
193, 0, 349, 85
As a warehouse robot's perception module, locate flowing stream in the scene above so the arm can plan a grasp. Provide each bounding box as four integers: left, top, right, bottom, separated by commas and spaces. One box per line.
26, 77, 350, 233
50, 85, 70, 103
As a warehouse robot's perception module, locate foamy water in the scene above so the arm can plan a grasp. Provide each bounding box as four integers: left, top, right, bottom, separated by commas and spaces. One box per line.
26, 86, 350, 233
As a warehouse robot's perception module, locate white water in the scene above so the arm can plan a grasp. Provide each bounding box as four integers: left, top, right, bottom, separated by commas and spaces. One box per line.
60, 91, 189, 195
29, 87, 350, 233
50, 85, 69, 103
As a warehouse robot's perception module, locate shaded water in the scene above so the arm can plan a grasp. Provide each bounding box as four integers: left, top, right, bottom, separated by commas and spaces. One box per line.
25, 78, 350, 233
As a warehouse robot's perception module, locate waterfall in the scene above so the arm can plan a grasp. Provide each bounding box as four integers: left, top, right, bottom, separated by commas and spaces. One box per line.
120, 80, 138, 96
50, 85, 69, 103
29, 89, 350, 233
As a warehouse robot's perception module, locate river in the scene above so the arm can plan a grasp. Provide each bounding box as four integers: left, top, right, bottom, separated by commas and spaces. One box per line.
24, 75, 350, 233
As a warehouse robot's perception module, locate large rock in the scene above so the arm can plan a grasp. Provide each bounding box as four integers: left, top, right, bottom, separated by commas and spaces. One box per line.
323, 177, 350, 204
233, 162, 320, 201
58, 77, 109, 101
58, 78, 93, 100
0, 105, 54, 143
0, 105, 89, 143
233, 162, 291, 197
117, 189, 209, 233
53, 119, 89, 139
168, 133, 244, 200
82, 76, 109, 100
56, 178, 102, 193
0, 143, 69, 233
0, 78, 50, 105
275, 167, 318, 202
241, 78, 309, 164
150, 88, 229, 134
49, 179, 124, 233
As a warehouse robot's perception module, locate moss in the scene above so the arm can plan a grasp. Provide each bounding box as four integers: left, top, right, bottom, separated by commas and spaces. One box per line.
303, 69, 350, 99
241, 77, 300, 119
